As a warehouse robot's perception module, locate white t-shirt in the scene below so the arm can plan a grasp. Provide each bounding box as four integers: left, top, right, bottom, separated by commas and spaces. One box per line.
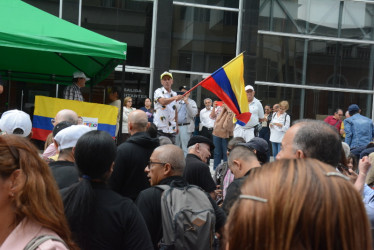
269, 112, 290, 143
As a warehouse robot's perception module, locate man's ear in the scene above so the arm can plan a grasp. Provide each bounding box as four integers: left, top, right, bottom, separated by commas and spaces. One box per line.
163, 163, 173, 175
146, 122, 150, 130
128, 121, 133, 132
295, 149, 305, 159
233, 159, 241, 170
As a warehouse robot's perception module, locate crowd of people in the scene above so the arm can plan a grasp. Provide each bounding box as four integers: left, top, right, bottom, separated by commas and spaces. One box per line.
0, 70, 373, 249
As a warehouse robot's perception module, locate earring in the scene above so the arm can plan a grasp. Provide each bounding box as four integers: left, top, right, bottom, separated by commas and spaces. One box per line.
9, 192, 14, 198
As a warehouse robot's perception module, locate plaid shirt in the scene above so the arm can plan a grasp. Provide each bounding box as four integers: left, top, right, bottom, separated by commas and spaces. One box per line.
63, 83, 84, 101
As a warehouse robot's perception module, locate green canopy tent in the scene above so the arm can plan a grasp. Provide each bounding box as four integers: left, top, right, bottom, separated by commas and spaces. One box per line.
0, 0, 127, 85
0, 0, 128, 143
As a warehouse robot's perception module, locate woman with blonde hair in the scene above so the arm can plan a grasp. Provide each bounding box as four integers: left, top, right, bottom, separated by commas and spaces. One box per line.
225, 158, 372, 250
269, 100, 290, 158
0, 135, 76, 249
120, 96, 136, 143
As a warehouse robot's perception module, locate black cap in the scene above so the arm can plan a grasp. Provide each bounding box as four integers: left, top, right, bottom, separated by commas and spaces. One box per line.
179, 85, 190, 91
238, 137, 269, 154
187, 135, 215, 150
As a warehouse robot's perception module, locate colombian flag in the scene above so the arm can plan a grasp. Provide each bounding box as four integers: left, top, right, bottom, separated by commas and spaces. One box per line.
32, 96, 118, 141
200, 53, 251, 125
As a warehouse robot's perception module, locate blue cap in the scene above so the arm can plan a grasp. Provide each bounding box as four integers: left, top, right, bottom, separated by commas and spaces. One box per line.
348, 104, 359, 112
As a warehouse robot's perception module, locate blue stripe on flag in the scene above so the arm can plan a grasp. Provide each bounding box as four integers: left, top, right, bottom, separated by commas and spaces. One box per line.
212, 68, 241, 113
33, 115, 54, 131
97, 124, 116, 137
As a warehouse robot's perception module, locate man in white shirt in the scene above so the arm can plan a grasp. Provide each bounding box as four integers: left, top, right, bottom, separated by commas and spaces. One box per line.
153, 71, 183, 144
199, 98, 215, 140
175, 86, 198, 156
233, 85, 265, 142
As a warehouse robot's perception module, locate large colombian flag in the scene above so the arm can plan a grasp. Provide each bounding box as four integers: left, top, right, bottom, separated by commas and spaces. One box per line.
199, 53, 251, 125
32, 96, 118, 141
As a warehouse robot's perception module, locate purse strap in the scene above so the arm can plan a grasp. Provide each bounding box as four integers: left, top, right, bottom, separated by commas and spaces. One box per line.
24, 235, 68, 250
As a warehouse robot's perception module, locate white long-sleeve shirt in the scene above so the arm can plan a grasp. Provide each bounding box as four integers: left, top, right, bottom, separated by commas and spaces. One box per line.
269, 112, 290, 143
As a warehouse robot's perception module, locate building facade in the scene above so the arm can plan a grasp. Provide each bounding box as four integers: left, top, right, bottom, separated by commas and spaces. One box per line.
7, 0, 374, 120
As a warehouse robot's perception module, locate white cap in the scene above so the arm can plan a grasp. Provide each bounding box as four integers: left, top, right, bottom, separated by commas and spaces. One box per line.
245, 85, 254, 91
54, 125, 91, 150
0, 110, 32, 137
73, 71, 90, 81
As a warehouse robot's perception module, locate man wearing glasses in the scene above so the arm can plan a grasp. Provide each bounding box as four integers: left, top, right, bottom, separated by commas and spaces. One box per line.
324, 108, 343, 132
136, 144, 226, 249
63, 71, 89, 101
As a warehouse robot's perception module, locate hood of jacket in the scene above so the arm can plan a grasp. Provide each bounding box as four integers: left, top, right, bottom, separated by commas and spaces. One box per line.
126, 131, 160, 149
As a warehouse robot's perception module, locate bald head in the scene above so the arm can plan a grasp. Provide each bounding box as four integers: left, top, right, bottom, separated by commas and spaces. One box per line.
154, 144, 185, 175
54, 109, 78, 126
128, 110, 149, 134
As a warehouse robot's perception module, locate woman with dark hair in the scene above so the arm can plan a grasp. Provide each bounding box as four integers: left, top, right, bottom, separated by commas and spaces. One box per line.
62, 130, 153, 250
225, 158, 372, 250
0, 135, 76, 249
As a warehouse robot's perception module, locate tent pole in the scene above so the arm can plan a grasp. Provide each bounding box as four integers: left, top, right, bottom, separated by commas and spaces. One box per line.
117, 61, 126, 145
7, 71, 11, 111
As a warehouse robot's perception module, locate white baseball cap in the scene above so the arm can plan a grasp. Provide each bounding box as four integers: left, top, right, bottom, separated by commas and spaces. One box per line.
0, 110, 32, 137
54, 125, 91, 150
245, 85, 254, 91
73, 71, 90, 81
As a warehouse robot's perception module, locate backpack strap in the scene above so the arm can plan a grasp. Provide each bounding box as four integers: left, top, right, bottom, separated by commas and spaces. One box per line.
284, 114, 289, 125
155, 185, 171, 192
24, 235, 67, 250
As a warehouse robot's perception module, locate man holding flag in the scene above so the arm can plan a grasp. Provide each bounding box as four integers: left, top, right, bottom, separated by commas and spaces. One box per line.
233, 85, 264, 142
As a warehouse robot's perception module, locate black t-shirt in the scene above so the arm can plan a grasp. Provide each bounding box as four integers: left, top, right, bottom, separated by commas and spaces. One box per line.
183, 154, 216, 193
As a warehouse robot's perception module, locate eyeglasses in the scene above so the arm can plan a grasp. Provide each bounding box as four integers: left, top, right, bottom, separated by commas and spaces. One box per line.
147, 161, 166, 168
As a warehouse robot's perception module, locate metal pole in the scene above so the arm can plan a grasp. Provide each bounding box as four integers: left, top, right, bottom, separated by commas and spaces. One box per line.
59, 0, 63, 18
78, 0, 82, 26
236, 0, 243, 55
117, 60, 126, 145
149, 0, 158, 98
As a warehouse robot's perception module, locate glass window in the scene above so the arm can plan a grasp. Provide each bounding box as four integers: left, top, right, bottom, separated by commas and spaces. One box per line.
82, 0, 153, 67
171, 5, 237, 72
256, 35, 304, 85
23, 0, 60, 17
306, 40, 373, 90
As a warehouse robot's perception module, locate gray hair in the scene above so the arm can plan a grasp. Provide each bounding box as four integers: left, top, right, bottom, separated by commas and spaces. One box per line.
204, 98, 212, 103
156, 144, 185, 174
292, 119, 342, 167
159, 136, 172, 145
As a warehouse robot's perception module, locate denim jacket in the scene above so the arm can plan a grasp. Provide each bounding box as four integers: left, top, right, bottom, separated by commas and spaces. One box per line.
344, 114, 374, 149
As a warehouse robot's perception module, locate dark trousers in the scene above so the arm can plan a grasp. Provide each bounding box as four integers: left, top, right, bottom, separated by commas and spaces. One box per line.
200, 126, 213, 141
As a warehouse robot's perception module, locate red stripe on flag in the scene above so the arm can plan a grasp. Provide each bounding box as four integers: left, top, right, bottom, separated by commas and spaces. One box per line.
201, 76, 251, 124
32, 127, 51, 141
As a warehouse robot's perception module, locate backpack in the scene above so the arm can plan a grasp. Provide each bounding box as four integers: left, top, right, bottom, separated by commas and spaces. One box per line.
157, 184, 216, 250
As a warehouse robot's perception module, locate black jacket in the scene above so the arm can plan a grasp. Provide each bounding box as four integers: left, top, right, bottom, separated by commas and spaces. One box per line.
222, 168, 258, 215
136, 176, 226, 250
49, 160, 79, 189
110, 132, 159, 201
183, 154, 216, 193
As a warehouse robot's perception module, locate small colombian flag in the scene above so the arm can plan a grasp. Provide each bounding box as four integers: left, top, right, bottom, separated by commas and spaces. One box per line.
200, 53, 251, 125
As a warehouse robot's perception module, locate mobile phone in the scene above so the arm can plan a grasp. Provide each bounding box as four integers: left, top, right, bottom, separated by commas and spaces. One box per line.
177, 91, 184, 95
216, 101, 223, 106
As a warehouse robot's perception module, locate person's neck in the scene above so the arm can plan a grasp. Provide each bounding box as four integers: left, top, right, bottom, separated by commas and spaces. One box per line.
0, 209, 16, 246
58, 152, 75, 162
145, 105, 151, 109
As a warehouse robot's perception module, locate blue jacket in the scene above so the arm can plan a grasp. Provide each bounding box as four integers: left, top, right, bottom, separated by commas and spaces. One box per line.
344, 114, 374, 149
